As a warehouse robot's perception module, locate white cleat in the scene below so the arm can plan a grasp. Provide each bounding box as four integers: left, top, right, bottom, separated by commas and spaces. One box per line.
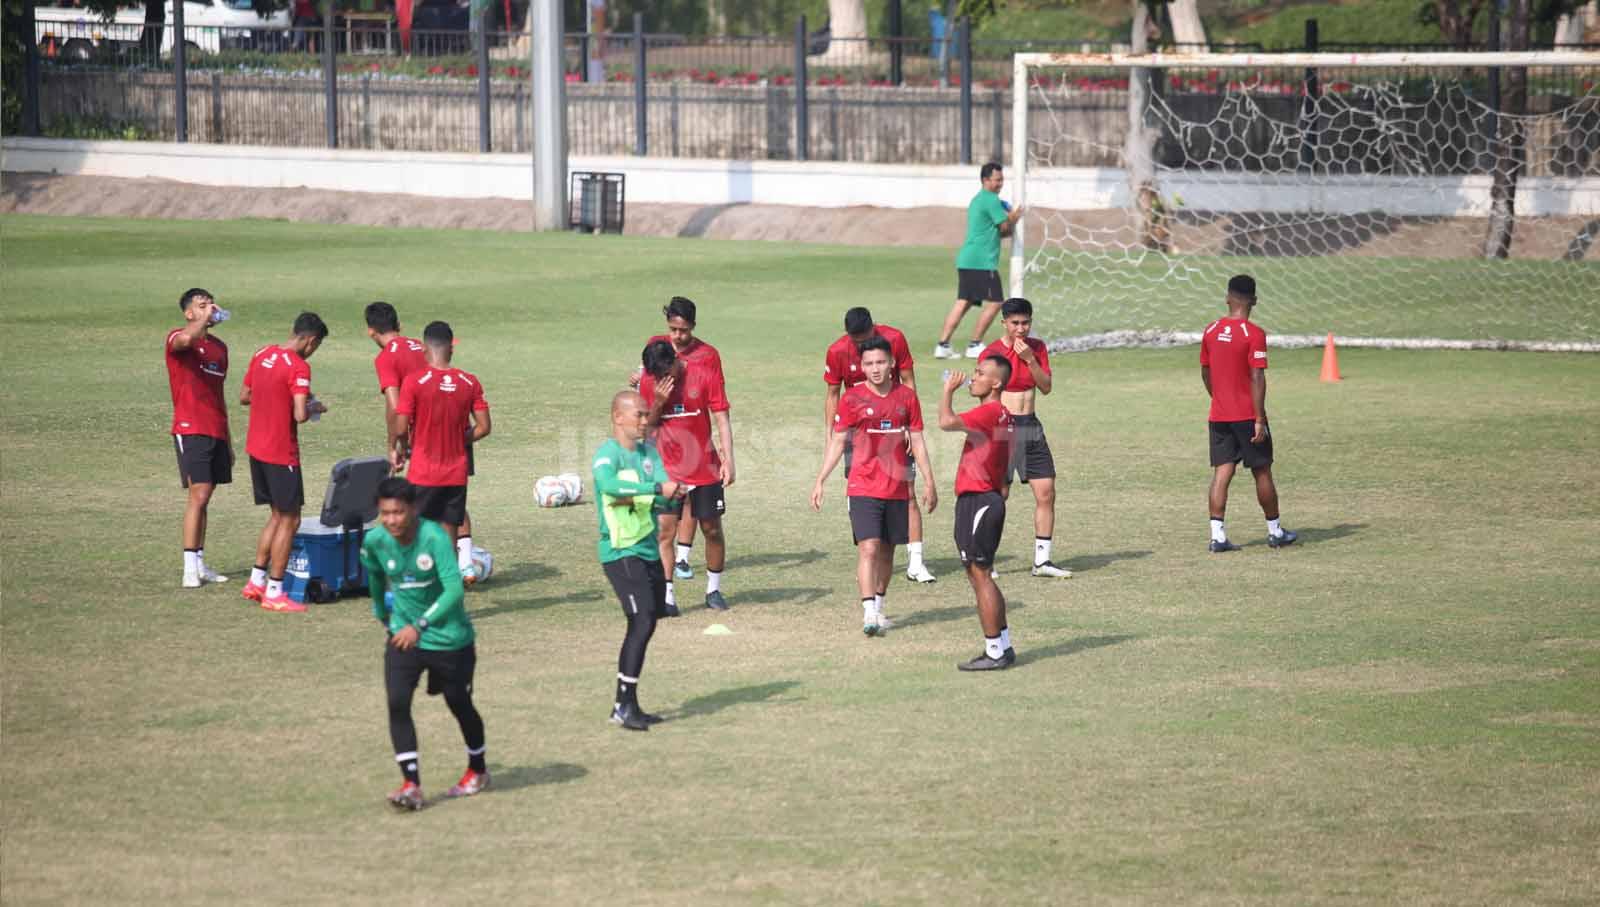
199, 565, 229, 584
1030, 561, 1073, 579
182, 573, 202, 589
933, 343, 958, 359
989, 568, 1000, 580
905, 564, 937, 584
964, 341, 986, 359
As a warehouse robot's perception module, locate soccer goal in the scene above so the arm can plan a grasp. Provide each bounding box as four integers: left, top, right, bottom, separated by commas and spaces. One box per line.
1009, 51, 1600, 351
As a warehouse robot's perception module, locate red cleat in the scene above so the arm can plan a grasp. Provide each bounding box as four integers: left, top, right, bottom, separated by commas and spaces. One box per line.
260, 594, 307, 613
387, 781, 424, 811
446, 769, 490, 798
241, 582, 266, 602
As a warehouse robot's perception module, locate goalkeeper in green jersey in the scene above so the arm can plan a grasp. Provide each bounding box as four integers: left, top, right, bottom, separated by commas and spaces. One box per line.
360, 476, 486, 810
593, 389, 686, 731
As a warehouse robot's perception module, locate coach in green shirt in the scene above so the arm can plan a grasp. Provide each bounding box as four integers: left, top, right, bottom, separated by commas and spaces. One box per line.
936, 162, 1023, 361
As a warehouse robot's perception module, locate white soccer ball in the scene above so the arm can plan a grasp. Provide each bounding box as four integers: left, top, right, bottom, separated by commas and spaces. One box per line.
469, 546, 494, 583
534, 475, 569, 508
558, 472, 584, 504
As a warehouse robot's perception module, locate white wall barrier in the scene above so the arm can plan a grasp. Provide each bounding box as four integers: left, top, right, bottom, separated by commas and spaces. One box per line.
4, 137, 1597, 217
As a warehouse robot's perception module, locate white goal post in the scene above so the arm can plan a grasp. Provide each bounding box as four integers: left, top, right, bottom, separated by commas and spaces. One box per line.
1009, 51, 1600, 352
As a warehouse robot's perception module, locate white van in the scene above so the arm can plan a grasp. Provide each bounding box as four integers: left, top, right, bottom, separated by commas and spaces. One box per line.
34, 0, 290, 58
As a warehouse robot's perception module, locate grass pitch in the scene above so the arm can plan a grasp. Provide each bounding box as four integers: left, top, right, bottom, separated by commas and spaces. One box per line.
2, 214, 1598, 905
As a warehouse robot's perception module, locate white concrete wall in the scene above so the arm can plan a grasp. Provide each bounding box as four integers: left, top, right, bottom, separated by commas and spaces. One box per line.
4, 137, 1597, 217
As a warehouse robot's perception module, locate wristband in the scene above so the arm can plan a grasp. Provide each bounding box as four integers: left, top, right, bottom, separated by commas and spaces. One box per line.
415, 616, 429, 631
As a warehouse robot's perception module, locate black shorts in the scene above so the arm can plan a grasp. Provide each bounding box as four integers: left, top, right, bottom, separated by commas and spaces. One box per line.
843, 438, 916, 482
675, 482, 726, 522
602, 557, 670, 619
957, 268, 1004, 304
954, 491, 1006, 567
1210, 420, 1274, 468
249, 456, 304, 510
385, 642, 476, 699
414, 484, 468, 526
1007, 413, 1057, 483
848, 496, 910, 546
175, 434, 233, 487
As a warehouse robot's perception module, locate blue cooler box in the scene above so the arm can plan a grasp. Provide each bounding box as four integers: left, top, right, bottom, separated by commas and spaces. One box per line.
286, 519, 370, 604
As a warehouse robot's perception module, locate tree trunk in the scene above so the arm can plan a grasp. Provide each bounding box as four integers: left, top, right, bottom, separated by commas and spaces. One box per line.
1128, 1, 1165, 251
828, 0, 866, 40
1434, 0, 1489, 47
1483, 0, 1529, 259
140, 0, 166, 57
1167, 0, 1207, 49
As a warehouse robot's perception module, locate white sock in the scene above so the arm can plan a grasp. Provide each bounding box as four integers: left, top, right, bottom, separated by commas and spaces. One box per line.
874, 593, 884, 612
266, 578, 283, 598
985, 635, 1005, 659
196, 548, 207, 569
706, 570, 722, 594
249, 566, 268, 587
675, 543, 692, 564
1210, 519, 1228, 543
907, 541, 924, 569
862, 597, 877, 620
1266, 517, 1282, 538
456, 536, 473, 567
183, 550, 200, 575
665, 581, 675, 606
999, 627, 1012, 650
1034, 537, 1052, 566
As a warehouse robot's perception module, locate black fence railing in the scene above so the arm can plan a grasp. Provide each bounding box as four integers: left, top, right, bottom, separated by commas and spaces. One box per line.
20, 20, 1600, 164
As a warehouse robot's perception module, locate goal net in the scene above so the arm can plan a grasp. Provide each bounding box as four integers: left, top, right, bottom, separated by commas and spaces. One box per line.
1010, 52, 1600, 351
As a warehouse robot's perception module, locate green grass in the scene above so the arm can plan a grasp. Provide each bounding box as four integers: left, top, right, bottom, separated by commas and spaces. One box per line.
2, 213, 1598, 904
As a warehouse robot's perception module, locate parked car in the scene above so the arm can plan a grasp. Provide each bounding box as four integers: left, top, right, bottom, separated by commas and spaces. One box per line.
33, 0, 289, 60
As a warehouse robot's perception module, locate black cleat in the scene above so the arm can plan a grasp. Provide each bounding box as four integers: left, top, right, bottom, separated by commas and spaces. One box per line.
957, 650, 1015, 672
609, 702, 650, 731
1267, 530, 1298, 548
705, 590, 730, 611
662, 602, 682, 618
1209, 539, 1241, 553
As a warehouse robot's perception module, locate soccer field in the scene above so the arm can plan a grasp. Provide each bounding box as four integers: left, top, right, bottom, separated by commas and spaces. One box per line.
2, 213, 1597, 905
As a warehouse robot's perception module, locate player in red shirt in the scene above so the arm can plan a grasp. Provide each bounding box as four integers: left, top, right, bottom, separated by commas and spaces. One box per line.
1200, 275, 1296, 552
939, 356, 1018, 671
240, 312, 329, 613
811, 337, 937, 636
638, 297, 734, 611
167, 288, 233, 589
981, 297, 1072, 579
392, 321, 492, 573
367, 302, 483, 579
821, 306, 936, 584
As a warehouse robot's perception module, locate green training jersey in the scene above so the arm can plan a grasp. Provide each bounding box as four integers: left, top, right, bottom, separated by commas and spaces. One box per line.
592, 437, 668, 564
360, 517, 474, 651
954, 189, 1009, 270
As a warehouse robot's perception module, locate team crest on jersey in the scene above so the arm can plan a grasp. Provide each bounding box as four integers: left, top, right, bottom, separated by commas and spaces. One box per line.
687, 388, 701, 400
643, 459, 655, 476
865, 407, 875, 416
417, 553, 434, 571
387, 559, 398, 571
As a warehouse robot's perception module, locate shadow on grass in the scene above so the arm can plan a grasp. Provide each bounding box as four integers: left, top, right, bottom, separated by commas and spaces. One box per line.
1062, 549, 1153, 573
723, 549, 828, 571
732, 586, 831, 606
893, 599, 1027, 630
1016, 634, 1137, 667
488, 762, 589, 792
1282, 523, 1367, 546
668, 680, 802, 722
479, 561, 558, 590
922, 554, 1018, 577
472, 589, 602, 621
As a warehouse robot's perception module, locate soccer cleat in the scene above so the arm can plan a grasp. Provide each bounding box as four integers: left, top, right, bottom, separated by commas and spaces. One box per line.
1267, 529, 1299, 549
182, 573, 203, 589
662, 602, 682, 618
1209, 539, 1241, 553
862, 610, 881, 637
1031, 561, 1073, 578
964, 341, 986, 359
260, 594, 307, 613
957, 650, 1016, 672
610, 702, 650, 731
198, 565, 229, 584
933, 342, 957, 359
905, 564, 937, 583
673, 560, 694, 580
460, 564, 479, 587
611, 705, 665, 725
387, 781, 424, 811
446, 769, 490, 798
240, 581, 267, 602
704, 590, 729, 611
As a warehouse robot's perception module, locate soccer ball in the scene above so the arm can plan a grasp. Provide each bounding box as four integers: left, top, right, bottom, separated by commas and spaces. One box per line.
558, 472, 583, 504
469, 546, 494, 583
534, 475, 569, 508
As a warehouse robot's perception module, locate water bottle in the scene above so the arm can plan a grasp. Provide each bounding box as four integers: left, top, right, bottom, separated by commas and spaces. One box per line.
941, 368, 970, 389
308, 394, 322, 422
209, 306, 232, 324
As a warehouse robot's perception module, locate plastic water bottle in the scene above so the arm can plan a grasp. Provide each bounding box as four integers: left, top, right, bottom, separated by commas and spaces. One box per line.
209, 306, 232, 324
941, 369, 970, 388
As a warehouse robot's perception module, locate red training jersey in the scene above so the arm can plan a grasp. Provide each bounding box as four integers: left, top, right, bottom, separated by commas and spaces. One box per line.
1199, 317, 1267, 422
822, 324, 914, 388
243, 345, 312, 466
954, 400, 1014, 496
639, 365, 725, 486
834, 383, 923, 500
982, 337, 1051, 392
396, 367, 488, 487
166, 329, 230, 438
374, 336, 428, 394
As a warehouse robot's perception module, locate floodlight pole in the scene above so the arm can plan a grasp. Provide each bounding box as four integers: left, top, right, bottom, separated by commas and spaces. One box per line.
531, 0, 567, 231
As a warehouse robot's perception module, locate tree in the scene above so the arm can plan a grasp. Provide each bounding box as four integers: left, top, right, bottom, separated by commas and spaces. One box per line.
1428, 0, 1492, 46
828, 0, 866, 41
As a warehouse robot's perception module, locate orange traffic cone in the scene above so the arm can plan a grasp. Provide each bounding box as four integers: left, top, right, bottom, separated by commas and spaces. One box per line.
1319, 333, 1342, 383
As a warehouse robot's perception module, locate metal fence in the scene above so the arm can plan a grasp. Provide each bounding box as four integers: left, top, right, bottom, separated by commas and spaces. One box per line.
17, 15, 1600, 165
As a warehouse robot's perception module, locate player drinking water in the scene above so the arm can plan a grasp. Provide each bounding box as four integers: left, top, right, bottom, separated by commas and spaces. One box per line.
166, 287, 232, 589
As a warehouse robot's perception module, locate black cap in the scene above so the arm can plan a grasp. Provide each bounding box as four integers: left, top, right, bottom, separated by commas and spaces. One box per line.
1227, 274, 1257, 299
